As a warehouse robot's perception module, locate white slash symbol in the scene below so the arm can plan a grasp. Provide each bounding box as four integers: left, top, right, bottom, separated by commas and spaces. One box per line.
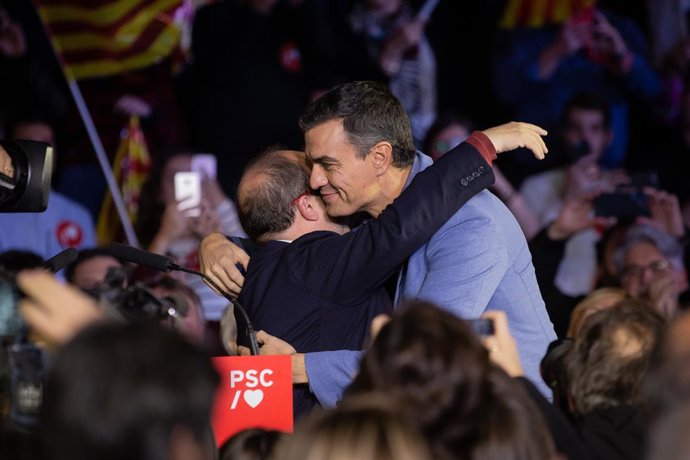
231, 390, 241, 410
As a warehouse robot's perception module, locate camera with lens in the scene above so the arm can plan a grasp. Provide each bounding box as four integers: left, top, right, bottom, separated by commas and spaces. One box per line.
94, 266, 185, 323
0, 139, 53, 213
0, 263, 186, 432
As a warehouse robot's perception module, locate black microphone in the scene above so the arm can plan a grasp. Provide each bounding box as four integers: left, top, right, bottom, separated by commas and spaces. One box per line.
109, 242, 176, 272
43, 247, 78, 273
108, 243, 260, 355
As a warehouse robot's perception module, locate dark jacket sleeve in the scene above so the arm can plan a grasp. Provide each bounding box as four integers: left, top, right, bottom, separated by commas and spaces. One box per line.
516, 377, 590, 460
289, 135, 495, 304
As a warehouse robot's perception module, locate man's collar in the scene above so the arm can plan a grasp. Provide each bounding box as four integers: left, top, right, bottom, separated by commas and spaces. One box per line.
403, 151, 433, 190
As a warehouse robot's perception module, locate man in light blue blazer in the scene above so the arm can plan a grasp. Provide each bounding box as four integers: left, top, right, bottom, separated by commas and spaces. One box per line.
202, 81, 557, 401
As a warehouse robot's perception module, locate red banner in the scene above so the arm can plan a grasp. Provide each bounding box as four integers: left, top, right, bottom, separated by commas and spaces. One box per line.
211, 356, 293, 447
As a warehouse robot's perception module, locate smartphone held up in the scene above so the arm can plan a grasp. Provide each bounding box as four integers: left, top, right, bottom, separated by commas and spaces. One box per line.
174, 172, 201, 218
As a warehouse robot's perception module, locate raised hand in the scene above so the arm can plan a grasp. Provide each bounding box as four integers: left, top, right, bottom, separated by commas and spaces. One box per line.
646, 271, 680, 319
548, 192, 615, 241
17, 270, 102, 347
558, 18, 592, 56
481, 122, 549, 160
379, 18, 426, 76
189, 200, 221, 237
590, 11, 628, 59
148, 202, 190, 254
637, 187, 685, 238
480, 310, 523, 377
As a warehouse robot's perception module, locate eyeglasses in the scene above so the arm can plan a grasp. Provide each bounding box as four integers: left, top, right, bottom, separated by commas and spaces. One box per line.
620, 259, 670, 282
290, 190, 311, 206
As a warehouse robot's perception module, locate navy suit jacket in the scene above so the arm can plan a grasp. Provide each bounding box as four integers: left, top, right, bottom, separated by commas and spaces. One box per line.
237, 137, 494, 418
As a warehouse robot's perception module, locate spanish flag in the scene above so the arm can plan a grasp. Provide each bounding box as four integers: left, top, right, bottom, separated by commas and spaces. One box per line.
34, 0, 182, 81
96, 116, 151, 244
499, 0, 596, 29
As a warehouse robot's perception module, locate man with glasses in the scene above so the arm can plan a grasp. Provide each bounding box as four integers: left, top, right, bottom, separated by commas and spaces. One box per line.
613, 224, 688, 318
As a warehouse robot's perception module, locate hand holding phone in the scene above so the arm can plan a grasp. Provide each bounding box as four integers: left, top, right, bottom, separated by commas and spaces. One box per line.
478, 311, 524, 377
559, 8, 593, 56
174, 172, 202, 218
570, 6, 594, 28
636, 187, 685, 238
467, 318, 495, 337
593, 190, 651, 219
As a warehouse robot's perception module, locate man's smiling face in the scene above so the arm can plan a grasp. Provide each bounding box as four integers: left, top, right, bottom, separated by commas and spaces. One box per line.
304, 119, 381, 217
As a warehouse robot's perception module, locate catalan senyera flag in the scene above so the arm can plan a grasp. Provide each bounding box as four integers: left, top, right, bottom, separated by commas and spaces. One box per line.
97, 116, 151, 244
499, 0, 596, 29
34, 0, 183, 80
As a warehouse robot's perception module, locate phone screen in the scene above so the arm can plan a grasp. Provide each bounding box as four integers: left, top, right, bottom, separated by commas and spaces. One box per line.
467, 318, 495, 337
174, 172, 201, 218
594, 191, 651, 219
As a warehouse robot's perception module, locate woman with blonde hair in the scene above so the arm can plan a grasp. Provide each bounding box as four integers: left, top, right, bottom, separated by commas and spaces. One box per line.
276, 393, 431, 460
567, 287, 627, 339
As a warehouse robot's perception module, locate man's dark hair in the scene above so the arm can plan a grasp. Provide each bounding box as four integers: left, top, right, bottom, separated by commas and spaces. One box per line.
567, 298, 664, 415
64, 247, 124, 283
39, 322, 219, 460
562, 92, 612, 128
299, 81, 416, 168
237, 149, 309, 242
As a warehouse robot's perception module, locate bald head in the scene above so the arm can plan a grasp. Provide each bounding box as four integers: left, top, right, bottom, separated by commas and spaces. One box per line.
237, 149, 311, 242
237, 150, 305, 207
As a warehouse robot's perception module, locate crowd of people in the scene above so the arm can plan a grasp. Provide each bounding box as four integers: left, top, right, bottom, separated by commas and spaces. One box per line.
2, 0, 690, 459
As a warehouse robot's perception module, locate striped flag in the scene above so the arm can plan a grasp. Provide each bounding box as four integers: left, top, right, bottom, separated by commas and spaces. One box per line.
96, 116, 151, 244
34, 0, 183, 80
499, 0, 596, 29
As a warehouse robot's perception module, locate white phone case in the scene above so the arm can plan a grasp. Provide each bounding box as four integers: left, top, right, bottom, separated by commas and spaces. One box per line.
174, 171, 201, 218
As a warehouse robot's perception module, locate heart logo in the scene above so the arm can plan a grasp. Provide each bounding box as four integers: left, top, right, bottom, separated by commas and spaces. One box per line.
243, 389, 264, 408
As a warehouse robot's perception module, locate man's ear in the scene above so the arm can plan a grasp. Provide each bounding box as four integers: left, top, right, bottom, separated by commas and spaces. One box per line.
295, 195, 320, 222
370, 141, 394, 175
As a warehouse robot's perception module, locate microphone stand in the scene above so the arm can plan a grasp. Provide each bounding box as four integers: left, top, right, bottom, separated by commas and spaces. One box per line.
172, 265, 260, 356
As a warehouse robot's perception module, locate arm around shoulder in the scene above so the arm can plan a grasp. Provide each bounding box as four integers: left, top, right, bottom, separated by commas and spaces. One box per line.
304, 350, 363, 408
